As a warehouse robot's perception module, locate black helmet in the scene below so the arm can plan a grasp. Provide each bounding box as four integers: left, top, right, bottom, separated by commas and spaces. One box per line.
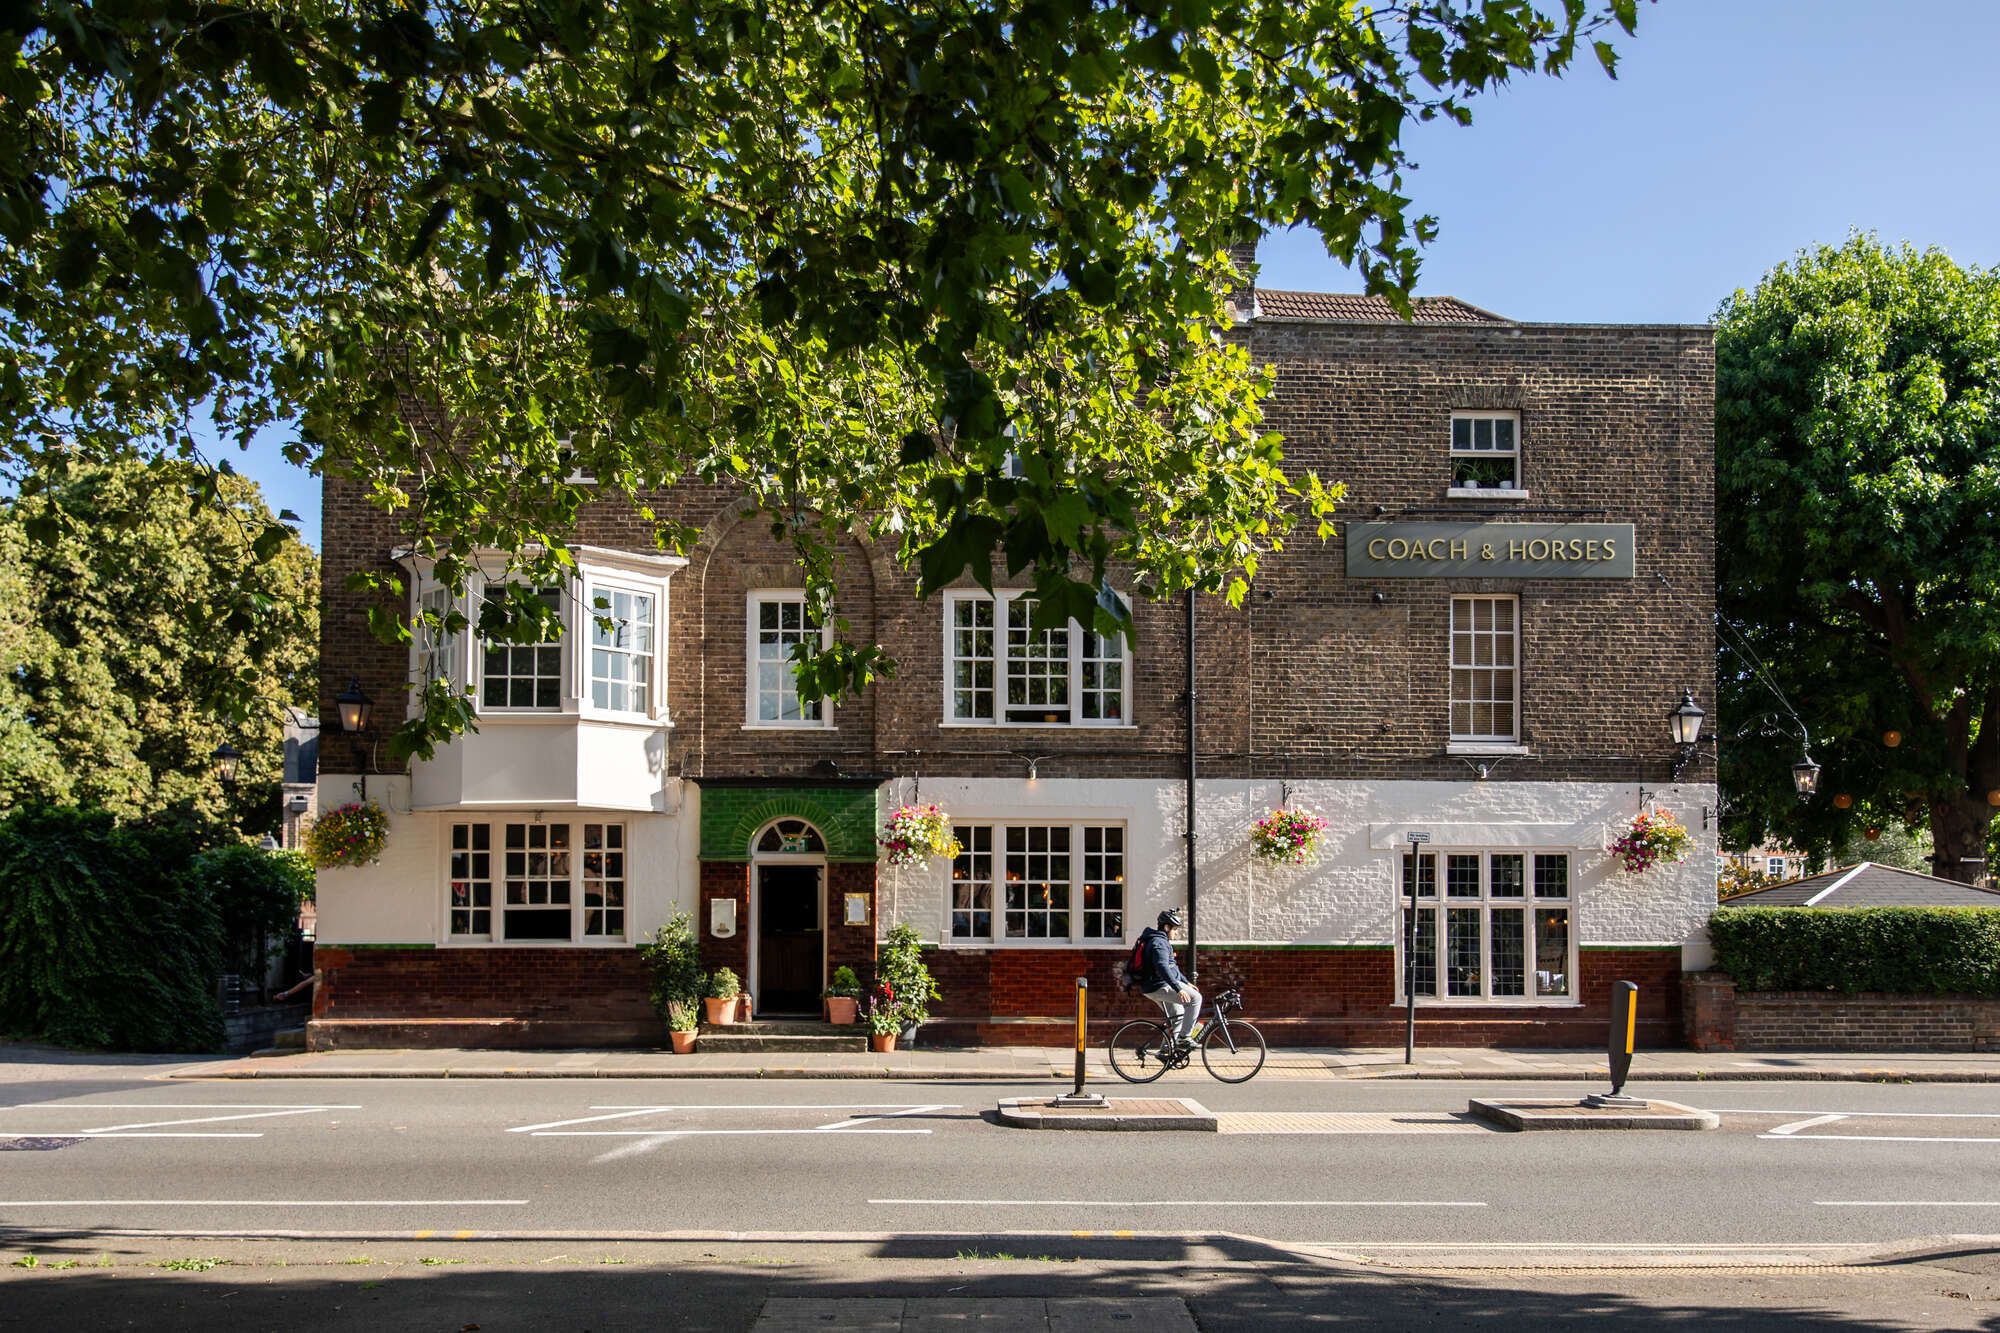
1157, 908, 1184, 930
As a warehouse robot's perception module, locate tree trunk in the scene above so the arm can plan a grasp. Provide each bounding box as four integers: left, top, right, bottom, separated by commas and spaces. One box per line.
1927, 795, 1996, 884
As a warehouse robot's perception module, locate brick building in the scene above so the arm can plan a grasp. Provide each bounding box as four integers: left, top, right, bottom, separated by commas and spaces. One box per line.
308, 250, 1718, 1050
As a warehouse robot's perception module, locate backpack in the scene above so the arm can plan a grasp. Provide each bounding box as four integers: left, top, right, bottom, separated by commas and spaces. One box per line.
1123, 935, 1152, 992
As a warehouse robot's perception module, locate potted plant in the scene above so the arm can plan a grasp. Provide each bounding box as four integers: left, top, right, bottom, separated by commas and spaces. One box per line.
823, 965, 862, 1025
637, 912, 705, 1051
704, 967, 742, 1026
878, 803, 961, 868
874, 923, 941, 1041
864, 983, 901, 1052
667, 1001, 699, 1054
1250, 807, 1330, 866
1608, 809, 1695, 874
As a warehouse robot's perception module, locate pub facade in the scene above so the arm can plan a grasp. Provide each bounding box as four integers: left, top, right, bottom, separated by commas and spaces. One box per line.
308, 253, 1718, 1050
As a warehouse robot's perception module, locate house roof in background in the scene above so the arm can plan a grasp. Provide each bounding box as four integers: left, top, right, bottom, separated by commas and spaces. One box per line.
1252, 290, 1510, 324
1723, 862, 2000, 908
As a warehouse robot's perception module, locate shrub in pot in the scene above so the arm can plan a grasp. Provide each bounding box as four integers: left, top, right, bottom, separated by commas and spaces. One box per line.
637, 912, 705, 1047
704, 967, 742, 1026
875, 923, 941, 1041
667, 1001, 699, 1054
824, 965, 862, 1025
864, 983, 901, 1052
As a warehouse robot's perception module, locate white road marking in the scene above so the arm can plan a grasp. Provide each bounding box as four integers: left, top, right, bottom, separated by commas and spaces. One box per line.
1768, 1134, 2000, 1144
815, 1104, 947, 1131
513, 1103, 958, 1138
0, 1132, 261, 1140
1307, 1241, 1865, 1251
0, 1103, 362, 1110
0, 1200, 527, 1208
1767, 1114, 1848, 1136
864, 1192, 1488, 1200
1824, 1192, 2000, 1200
81, 1108, 345, 1133
537, 1128, 933, 1137
1714, 1108, 2000, 1119
509, 1108, 682, 1134
0, 1103, 357, 1141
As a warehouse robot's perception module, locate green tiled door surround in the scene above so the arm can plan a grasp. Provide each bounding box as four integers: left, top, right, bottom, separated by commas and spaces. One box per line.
696, 783, 880, 862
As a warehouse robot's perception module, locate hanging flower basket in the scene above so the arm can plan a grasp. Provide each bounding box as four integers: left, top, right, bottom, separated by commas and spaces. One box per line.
1609, 809, 1694, 874
878, 803, 961, 868
304, 800, 390, 869
1250, 808, 1330, 866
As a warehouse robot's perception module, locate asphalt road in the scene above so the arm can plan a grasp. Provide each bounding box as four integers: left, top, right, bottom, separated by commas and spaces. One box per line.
6, 1061, 2000, 1259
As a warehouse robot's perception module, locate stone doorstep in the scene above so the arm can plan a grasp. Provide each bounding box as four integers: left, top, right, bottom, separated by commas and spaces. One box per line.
1466, 1097, 1720, 1131
996, 1096, 1218, 1132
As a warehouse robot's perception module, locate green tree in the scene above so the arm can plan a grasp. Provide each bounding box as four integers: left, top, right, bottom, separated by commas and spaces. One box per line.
0, 459, 319, 825
1, 0, 1640, 756
1716, 237, 2000, 883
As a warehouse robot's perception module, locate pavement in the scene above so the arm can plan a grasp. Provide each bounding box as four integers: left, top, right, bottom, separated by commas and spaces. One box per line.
155, 1044, 2000, 1082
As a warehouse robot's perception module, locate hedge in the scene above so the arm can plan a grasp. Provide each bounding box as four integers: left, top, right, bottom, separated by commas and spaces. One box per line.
0, 804, 226, 1051
1709, 907, 2000, 996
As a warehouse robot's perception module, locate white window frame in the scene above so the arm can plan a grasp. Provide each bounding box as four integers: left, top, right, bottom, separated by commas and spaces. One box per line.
473, 580, 570, 715
1447, 410, 1527, 498
1766, 856, 1786, 879
1394, 849, 1577, 1005
583, 575, 662, 720
941, 591, 1133, 728
744, 590, 834, 729
1449, 594, 1521, 745
944, 820, 1128, 947
442, 817, 631, 946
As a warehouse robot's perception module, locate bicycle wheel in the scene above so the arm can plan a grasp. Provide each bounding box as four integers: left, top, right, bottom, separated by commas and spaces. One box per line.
1201, 1018, 1267, 1083
1107, 1019, 1172, 1083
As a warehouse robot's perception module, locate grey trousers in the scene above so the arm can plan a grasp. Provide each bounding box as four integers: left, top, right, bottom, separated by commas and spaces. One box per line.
1145, 986, 1203, 1043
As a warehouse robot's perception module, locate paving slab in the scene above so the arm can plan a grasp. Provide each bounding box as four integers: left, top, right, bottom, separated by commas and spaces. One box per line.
997, 1096, 1217, 1131
1466, 1097, 1721, 1131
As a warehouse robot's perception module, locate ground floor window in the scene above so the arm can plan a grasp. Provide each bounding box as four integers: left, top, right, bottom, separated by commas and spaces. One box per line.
1397, 850, 1572, 1001
449, 819, 627, 942
948, 821, 1126, 945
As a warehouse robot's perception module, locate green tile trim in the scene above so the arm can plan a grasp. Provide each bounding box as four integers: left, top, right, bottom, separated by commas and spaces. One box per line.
697, 783, 880, 862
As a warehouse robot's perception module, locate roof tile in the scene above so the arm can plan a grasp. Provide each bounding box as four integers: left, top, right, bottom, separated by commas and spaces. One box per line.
1252, 290, 1507, 324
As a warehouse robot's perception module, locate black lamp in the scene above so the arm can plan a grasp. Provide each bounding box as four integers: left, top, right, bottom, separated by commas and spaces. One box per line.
213, 742, 242, 788
1668, 689, 1705, 780
336, 675, 373, 734
1791, 752, 1821, 802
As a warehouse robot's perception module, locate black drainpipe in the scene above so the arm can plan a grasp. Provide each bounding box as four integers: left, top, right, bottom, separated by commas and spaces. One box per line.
1184, 588, 1198, 981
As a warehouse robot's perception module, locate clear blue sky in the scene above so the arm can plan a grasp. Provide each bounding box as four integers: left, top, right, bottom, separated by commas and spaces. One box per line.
232, 0, 2000, 550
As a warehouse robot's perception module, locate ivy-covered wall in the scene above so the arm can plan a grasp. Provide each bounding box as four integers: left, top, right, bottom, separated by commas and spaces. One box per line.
696, 784, 880, 862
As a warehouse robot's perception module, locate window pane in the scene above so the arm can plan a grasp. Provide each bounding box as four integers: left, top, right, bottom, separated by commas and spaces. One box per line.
1081, 825, 1124, 939
951, 826, 994, 939
1490, 909, 1526, 996
752, 595, 822, 724
1004, 597, 1070, 723
1490, 853, 1525, 897
1408, 908, 1437, 997
1402, 852, 1436, 898
1535, 909, 1570, 996
1446, 907, 1483, 997
1003, 823, 1072, 938
1446, 854, 1481, 897
1450, 597, 1519, 741
1534, 854, 1569, 899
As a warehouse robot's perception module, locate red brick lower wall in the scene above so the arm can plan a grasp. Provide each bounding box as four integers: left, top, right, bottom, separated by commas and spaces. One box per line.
920, 945, 1682, 1048
310, 945, 658, 1048
1683, 972, 2000, 1052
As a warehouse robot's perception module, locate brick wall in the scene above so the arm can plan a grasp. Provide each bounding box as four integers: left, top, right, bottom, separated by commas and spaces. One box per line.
1681, 973, 2000, 1052
920, 944, 1681, 1048
307, 945, 657, 1047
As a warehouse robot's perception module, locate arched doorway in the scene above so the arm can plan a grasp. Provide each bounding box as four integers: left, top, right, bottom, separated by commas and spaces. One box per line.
749, 818, 827, 1015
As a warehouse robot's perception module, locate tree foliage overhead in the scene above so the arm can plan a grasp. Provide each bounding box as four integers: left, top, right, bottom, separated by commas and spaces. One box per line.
1716, 237, 2000, 883
0, 458, 319, 823
3, 0, 1639, 755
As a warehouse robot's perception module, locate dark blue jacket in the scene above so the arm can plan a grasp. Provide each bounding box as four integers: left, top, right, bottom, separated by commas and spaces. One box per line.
1137, 926, 1189, 992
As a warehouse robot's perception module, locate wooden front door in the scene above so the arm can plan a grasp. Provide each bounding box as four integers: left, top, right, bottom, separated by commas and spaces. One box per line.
756, 864, 823, 1015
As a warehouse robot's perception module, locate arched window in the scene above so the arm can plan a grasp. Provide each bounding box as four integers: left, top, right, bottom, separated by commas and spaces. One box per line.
755, 818, 826, 855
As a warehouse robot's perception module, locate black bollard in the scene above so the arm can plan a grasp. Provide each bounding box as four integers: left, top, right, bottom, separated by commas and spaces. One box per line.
1584, 980, 1645, 1108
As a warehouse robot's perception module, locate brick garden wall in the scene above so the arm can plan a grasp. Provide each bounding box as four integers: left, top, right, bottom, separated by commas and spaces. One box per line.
308, 945, 656, 1048
1682, 972, 2000, 1052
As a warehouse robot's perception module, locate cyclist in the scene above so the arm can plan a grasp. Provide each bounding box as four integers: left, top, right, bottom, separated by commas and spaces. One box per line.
1136, 908, 1201, 1058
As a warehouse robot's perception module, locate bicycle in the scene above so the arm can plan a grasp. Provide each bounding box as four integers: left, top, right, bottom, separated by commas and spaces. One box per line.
1107, 987, 1266, 1084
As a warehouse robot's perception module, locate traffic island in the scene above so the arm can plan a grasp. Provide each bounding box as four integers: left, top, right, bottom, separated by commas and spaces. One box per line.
997, 1096, 1218, 1131
1467, 1097, 1719, 1131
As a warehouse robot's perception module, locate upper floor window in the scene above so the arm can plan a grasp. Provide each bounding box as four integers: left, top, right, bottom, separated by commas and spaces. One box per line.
481, 586, 564, 710
945, 591, 1129, 727
748, 592, 831, 726
1450, 411, 1520, 492
1449, 595, 1519, 743
588, 585, 655, 714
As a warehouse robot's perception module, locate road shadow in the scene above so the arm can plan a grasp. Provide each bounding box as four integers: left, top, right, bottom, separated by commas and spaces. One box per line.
0, 1234, 1987, 1331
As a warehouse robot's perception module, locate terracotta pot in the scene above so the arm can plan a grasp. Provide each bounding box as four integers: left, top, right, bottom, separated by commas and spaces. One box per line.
704, 995, 740, 1026
825, 996, 859, 1026
669, 1029, 698, 1054
870, 1033, 897, 1053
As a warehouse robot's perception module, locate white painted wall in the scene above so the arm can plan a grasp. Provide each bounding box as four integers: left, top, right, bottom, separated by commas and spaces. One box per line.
409, 718, 672, 813
313, 773, 700, 946
878, 777, 1718, 954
